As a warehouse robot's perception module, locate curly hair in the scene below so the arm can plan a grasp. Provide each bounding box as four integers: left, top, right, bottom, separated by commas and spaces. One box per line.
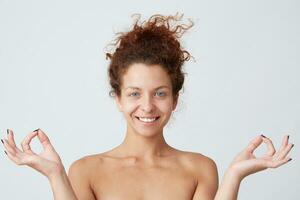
105, 13, 194, 97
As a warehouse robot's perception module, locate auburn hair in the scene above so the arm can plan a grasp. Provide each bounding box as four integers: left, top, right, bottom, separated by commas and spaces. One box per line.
105, 13, 194, 97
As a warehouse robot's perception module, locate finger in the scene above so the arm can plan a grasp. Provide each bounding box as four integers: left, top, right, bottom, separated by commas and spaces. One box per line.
273, 135, 290, 157
246, 135, 264, 153
36, 129, 53, 150
6, 129, 15, 147
2, 139, 17, 156
261, 135, 276, 157
7, 129, 20, 150
282, 134, 290, 147
21, 130, 38, 153
4, 149, 24, 166
5, 130, 23, 154
277, 143, 294, 160
279, 134, 289, 151
267, 157, 292, 168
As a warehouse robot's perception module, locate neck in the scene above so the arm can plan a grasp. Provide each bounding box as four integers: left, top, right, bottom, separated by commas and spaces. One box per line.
117, 125, 172, 160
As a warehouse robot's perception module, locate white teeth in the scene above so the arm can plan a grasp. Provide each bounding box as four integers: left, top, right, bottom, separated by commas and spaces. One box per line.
138, 117, 157, 122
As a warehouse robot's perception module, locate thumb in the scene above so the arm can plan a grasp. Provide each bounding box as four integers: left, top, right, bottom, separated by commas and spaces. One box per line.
36, 129, 54, 150
245, 135, 264, 154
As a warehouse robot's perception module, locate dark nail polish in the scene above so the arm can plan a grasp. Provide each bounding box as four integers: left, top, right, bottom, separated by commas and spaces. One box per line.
7, 129, 9, 135
291, 144, 294, 148
288, 135, 290, 140
4, 151, 7, 155
288, 158, 292, 162
261, 134, 266, 138
1, 139, 3, 144
34, 128, 39, 132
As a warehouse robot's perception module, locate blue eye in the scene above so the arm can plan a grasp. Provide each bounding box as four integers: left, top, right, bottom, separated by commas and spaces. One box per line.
129, 92, 140, 97
156, 91, 166, 97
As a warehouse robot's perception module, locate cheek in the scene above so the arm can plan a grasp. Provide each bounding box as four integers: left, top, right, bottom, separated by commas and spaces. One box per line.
121, 101, 138, 114
157, 100, 174, 113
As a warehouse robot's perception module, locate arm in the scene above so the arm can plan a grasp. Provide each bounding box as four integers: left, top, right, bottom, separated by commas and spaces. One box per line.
67, 158, 97, 200
48, 166, 78, 200
214, 134, 293, 200
192, 134, 293, 200
213, 169, 242, 200
192, 161, 242, 200
192, 156, 219, 200
1, 129, 91, 200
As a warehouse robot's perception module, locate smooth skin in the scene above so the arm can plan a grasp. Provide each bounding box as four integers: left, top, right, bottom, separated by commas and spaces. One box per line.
1, 64, 294, 200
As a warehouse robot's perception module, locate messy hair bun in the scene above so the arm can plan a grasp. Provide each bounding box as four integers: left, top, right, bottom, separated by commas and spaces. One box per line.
106, 13, 194, 97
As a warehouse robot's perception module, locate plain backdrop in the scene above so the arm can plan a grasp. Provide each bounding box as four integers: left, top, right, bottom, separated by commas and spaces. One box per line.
0, 0, 299, 199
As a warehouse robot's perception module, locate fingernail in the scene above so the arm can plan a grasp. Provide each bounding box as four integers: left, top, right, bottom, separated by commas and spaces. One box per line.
1, 139, 4, 144
288, 135, 290, 140
288, 158, 292, 162
34, 128, 39, 132
291, 144, 294, 148
261, 134, 266, 138
7, 129, 9, 135
4, 150, 7, 155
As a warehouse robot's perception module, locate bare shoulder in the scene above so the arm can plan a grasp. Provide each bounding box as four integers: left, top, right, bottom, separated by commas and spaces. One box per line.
68, 154, 105, 200
177, 150, 219, 183
68, 153, 109, 186
68, 150, 131, 178
176, 151, 219, 199
177, 151, 217, 171
69, 153, 105, 173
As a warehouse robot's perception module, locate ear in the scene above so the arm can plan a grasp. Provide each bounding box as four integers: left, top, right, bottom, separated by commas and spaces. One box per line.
115, 95, 123, 112
172, 94, 179, 111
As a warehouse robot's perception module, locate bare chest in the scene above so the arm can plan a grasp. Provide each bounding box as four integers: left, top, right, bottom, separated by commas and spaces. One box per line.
90, 162, 197, 200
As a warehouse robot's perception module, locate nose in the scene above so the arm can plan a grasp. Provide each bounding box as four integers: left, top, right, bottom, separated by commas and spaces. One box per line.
140, 94, 154, 113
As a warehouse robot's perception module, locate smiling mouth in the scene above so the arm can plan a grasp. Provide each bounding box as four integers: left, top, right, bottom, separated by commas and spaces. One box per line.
135, 116, 160, 123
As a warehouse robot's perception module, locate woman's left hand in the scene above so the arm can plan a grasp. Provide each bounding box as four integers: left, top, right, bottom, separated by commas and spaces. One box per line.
227, 134, 294, 180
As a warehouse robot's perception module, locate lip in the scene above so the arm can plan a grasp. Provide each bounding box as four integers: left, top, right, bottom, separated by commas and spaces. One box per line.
134, 116, 160, 125
137, 116, 160, 118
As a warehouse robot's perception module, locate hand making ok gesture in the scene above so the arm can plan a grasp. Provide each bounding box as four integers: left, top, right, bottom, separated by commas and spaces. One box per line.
228, 134, 294, 180
1, 129, 64, 180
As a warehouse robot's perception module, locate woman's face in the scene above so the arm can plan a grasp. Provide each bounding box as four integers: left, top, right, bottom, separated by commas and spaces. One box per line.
115, 63, 178, 137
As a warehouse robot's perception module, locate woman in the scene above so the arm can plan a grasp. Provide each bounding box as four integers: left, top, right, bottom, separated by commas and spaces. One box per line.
1, 13, 294, 200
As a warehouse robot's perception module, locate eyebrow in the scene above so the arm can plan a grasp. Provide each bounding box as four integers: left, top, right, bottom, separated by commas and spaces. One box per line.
124, 86, 170, 90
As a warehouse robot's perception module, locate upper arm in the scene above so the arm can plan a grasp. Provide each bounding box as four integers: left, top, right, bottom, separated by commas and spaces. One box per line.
68, 157, 97, 200
192, 155, 219, 200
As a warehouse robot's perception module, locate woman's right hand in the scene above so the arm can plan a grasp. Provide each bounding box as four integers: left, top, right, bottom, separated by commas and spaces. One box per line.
1, 129, 65, 179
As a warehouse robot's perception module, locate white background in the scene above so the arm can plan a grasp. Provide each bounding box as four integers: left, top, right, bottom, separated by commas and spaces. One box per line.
0, 0, 299, 199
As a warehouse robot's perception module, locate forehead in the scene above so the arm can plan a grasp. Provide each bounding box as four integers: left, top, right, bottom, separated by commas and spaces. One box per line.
121, 63, 171, 89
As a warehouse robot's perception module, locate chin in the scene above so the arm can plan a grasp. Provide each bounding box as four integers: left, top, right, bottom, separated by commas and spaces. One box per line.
135, 128, 163, 138
130, 120, 163, 137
